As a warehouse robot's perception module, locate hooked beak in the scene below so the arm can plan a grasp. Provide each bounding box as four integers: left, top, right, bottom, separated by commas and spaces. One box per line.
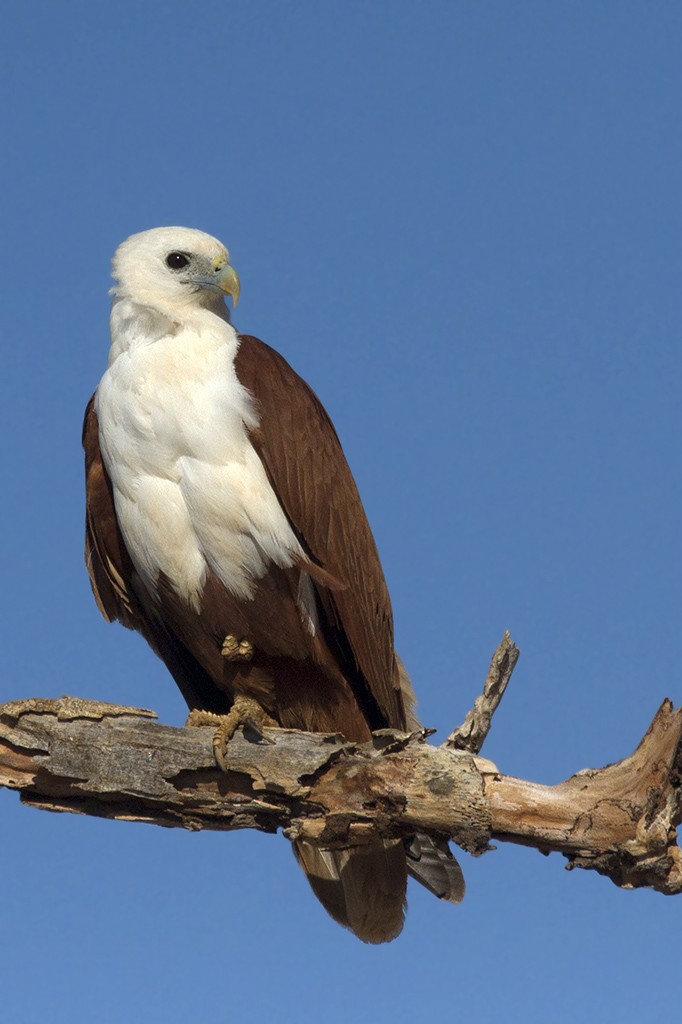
213, 259, 241, 307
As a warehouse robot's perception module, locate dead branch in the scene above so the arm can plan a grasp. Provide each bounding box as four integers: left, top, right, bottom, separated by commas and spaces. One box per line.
1, 683, 681, 897
446, 630, 520, 753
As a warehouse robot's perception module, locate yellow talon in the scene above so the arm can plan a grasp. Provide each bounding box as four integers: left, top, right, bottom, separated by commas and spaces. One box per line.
221, 635, 254, 661
185, 697, 277, 771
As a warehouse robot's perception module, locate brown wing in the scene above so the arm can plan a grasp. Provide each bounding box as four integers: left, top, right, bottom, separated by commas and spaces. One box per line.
234, 335, 405, 729
83, 395, 138, 626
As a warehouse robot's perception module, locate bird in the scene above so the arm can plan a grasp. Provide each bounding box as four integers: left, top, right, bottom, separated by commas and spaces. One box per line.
83, 226, 463, 942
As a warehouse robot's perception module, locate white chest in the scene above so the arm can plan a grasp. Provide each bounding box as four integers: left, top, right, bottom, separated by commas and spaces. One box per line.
96, 310, 303, 609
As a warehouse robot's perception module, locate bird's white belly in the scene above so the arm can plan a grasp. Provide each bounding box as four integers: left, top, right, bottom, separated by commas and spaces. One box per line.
96, 329, 302, 609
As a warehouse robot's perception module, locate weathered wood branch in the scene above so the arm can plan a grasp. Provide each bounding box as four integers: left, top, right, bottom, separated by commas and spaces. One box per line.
1, 689, 681, 897
446, 629, 519, 753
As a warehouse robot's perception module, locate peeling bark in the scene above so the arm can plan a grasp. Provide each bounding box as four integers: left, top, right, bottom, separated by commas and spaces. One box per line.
1, 690, 680, 897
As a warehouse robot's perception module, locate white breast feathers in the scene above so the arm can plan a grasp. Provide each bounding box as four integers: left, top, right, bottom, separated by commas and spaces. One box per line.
96, 298, 305, 611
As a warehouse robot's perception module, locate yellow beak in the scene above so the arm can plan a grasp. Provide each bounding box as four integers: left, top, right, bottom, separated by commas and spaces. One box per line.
214, 262, 240, 307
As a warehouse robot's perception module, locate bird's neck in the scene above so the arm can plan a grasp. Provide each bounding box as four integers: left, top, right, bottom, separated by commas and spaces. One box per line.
108, 295, 236, 365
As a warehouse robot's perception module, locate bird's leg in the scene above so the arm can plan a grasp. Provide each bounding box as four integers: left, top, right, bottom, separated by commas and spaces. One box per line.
221, 635, 254, 661
186, 696, 278, 771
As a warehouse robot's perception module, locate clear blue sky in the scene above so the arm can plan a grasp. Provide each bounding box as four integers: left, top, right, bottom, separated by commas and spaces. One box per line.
1, 3, 680, 1021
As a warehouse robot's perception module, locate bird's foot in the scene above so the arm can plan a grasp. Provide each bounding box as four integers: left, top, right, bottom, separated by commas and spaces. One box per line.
221, 634, 254, 661
186, 697, 277, 771
185, 709, 223, 727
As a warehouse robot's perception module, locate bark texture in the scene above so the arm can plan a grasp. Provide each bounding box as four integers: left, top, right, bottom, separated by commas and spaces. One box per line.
1, 688, 681, 896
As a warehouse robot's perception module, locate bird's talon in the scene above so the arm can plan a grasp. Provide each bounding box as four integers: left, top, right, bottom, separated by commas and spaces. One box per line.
243, 717, 277, 744
221, 635, 254, 661
208, 695, 278, 771
185, 709, 223, 728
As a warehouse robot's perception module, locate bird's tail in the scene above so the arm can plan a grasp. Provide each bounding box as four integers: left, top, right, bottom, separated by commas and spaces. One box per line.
295, 832, 464, 943
405, 833, 465, 903
293, 838, 407, 944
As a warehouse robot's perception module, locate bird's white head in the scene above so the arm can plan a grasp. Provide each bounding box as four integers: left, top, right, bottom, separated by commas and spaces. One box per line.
110, 226, 240, 318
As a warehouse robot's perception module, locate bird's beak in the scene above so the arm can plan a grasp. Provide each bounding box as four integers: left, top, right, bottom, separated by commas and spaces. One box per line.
214, 260, 240, 307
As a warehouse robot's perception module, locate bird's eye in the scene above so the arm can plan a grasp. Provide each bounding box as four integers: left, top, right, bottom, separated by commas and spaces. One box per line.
165, 252, 190, 270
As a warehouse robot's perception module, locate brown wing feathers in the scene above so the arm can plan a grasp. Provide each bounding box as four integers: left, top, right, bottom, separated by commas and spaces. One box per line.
234, 335, 405, 731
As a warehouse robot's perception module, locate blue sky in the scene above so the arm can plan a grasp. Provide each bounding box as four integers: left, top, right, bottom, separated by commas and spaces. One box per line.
1, 3, 680, 1021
